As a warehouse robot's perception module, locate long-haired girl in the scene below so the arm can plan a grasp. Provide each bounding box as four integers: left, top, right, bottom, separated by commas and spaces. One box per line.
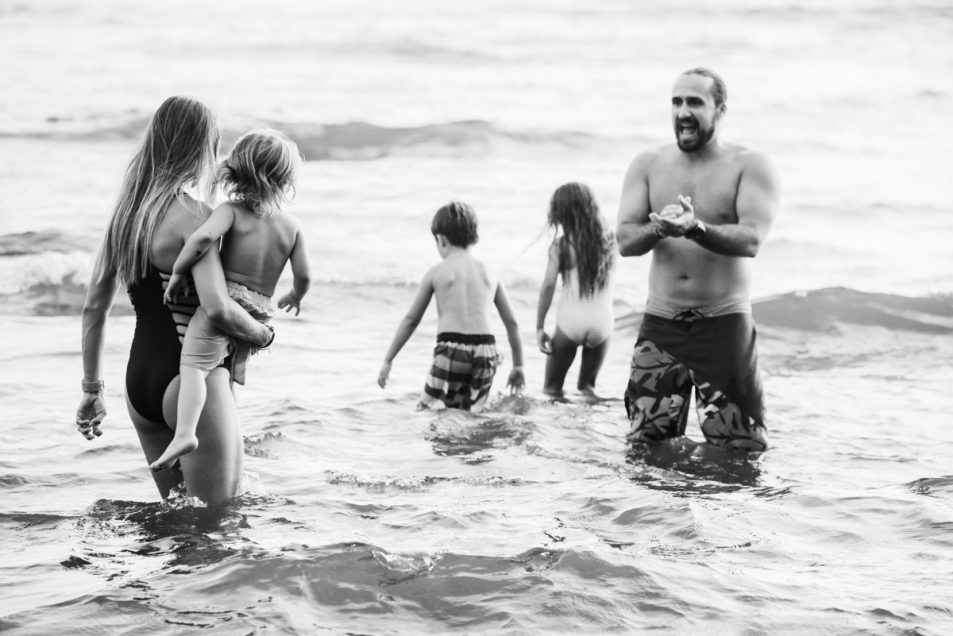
536, 182, 615, 398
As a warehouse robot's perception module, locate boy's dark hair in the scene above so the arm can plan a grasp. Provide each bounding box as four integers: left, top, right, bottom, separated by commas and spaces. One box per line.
431, 201, 479, 247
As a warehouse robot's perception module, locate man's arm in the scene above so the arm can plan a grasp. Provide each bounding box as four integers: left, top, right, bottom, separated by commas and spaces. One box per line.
191, 244, 273, 347
616, 152, 664, 257
685, 151, 781, 257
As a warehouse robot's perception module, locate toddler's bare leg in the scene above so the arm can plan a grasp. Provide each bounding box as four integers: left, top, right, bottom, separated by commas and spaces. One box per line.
150, 366, 208, 471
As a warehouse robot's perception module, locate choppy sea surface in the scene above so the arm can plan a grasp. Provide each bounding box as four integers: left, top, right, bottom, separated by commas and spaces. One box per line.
2, 0, 953, 633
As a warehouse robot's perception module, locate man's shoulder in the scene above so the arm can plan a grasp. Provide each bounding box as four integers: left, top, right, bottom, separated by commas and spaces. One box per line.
632, 143, 672, 164
629, 144, 682, 174
721, 142, 771, 164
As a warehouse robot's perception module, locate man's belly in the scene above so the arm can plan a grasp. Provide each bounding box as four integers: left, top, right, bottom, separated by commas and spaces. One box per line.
648, 253, 751, 307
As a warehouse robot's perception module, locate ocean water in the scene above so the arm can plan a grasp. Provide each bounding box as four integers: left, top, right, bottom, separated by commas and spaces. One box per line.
2, 0, 953, 633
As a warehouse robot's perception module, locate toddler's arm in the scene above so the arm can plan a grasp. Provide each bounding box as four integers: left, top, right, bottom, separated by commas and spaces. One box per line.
277, 226, 312, 316
378, 270, 435, 388
164, 203, 236, 304
494, 282, 525, 393
536, 240, 560, 354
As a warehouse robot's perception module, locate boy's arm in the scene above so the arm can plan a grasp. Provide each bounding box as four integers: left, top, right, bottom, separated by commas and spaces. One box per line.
165, 203, 236, 303
536, 241, 560, 354
378, 270, 435, 388
277, 225, 312, 316
494, 282, 525, 393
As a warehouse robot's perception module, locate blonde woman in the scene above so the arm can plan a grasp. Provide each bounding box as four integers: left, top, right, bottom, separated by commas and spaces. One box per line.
76, 96, 274, 506
152, 129, 311, 471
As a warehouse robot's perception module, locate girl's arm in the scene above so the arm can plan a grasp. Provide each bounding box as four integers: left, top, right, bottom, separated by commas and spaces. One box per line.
164, 203, 236, 303
494, 282, 525, 393
378, 270, 435, 388
76, 244, 119, 440
277, 226, 312, 316
536, 240, 560, 354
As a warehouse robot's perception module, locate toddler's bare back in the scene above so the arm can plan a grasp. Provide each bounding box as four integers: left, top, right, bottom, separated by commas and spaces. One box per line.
219, 202, 300, 297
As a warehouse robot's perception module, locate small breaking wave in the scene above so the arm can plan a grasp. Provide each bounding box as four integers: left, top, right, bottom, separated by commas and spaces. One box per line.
753, 287, 953, 333
615, 287, 953, 335
3, 116, 603, 160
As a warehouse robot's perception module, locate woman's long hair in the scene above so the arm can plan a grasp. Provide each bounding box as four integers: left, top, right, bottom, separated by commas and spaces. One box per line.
548, 182, 615, 298
98, 96, 219, 286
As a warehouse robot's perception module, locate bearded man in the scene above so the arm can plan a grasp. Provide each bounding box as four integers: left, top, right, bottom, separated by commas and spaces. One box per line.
616, 68, 780, 452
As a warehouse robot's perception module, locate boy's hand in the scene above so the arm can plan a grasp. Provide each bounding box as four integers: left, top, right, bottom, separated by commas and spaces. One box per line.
277, 291, 302, 316
76, 393, 105, 440
378, 361, 392, 388
536, 329, 553, 355
163, 273, 189, 305
506, 367, 525, 394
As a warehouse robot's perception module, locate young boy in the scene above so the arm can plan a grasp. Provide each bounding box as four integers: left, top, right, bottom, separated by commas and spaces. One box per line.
378, 201, 525, 411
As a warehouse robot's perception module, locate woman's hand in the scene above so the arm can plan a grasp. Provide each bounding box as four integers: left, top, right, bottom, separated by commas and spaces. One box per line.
537, 329, 553, 355
76, 392, 106, 440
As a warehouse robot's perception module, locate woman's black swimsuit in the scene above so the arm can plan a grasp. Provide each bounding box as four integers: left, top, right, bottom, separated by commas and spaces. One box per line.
125, 266, 198, 424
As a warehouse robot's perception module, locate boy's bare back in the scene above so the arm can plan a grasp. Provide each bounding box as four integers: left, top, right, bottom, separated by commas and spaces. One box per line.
430, 251, 497, 334
219, 202, 302, 297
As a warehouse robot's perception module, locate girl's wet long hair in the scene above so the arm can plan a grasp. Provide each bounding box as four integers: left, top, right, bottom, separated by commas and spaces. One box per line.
99, 96, 219, 286
218, 129, 301, 217
548, 182, 615, 298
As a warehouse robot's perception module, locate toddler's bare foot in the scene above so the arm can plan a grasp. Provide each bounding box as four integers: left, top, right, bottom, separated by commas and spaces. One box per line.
150, 435, 198, 471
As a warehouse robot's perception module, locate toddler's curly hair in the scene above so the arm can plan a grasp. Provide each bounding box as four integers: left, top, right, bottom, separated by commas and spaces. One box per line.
219, 128, 301, 216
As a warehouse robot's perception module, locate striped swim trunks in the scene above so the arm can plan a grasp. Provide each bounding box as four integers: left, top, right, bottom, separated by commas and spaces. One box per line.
420, 332, 502, 412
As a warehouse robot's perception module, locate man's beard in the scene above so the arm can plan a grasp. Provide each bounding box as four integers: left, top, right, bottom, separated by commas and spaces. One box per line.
675, 119, 714, 152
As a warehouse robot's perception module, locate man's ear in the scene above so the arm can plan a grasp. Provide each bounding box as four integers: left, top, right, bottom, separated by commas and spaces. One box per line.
434, 233, 448, 248
716, 102, 727, 119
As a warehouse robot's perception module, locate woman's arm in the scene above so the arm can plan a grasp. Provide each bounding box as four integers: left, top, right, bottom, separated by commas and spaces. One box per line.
190, 242, 273, 347
76, 246, 119, 439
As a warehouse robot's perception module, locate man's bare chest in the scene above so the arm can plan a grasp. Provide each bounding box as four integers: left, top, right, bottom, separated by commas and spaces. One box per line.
650, 165, 741, 223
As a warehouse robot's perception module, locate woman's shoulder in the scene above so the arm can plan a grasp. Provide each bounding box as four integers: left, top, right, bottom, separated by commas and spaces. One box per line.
164, 194, 214, 235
